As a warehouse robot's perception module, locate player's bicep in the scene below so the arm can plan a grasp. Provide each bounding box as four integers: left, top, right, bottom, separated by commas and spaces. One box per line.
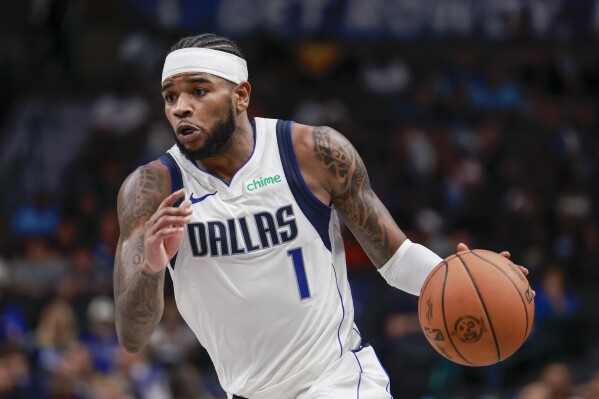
311, 126, 406, 267
117, 164, 168, 239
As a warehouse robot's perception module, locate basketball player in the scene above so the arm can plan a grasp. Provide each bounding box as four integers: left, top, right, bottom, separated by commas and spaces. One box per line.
114, 34, 530, 399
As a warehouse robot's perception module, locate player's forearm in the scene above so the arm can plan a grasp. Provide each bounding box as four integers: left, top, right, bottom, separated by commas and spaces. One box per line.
115, 263, 165, 353
114, 234, 166, 352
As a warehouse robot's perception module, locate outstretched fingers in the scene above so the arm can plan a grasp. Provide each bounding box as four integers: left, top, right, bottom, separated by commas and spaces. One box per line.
159, 188, 187, 209
146, 214, 190, 235
456, 242, 469, 253
153, 226, 186, 238
145, 190, 192, 238
457, 242, 535, 297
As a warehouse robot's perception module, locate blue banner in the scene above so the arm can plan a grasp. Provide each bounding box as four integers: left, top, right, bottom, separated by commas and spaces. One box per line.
129, 0, 599, 40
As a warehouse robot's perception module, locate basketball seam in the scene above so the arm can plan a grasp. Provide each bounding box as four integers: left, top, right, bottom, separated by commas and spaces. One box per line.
456, 253, 501, 364
419, 261, 444, 298
440, 261, 473, 366
419, 263, 444, 328
470, 250, 531, 343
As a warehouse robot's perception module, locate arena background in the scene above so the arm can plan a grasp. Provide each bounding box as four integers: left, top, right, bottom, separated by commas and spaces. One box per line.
1, 1, 599, 398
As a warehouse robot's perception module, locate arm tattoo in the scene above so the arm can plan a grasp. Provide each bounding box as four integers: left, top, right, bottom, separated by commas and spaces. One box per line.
114, 165, 167, 351
312, 126, 394, 265
117, 166, 164, 237
133, 236, 145, 266
118, 264, 164, 335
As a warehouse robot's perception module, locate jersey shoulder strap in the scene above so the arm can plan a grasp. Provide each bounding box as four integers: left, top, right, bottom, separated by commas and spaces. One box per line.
158, 152, 184, 207
275, 120, 332, 251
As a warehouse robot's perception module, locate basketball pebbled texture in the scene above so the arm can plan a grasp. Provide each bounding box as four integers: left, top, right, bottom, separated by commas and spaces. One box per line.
418, 250, 535, 367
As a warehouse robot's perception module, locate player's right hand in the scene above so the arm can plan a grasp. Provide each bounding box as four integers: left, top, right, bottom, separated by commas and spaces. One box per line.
143, 189, 192, 274
457, 242, 535, 297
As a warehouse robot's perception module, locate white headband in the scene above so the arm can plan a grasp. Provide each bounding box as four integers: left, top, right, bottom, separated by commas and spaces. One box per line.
161, 48, 248, 84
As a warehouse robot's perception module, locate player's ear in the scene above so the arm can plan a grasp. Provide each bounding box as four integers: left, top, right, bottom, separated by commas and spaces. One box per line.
233, 81, 251, 114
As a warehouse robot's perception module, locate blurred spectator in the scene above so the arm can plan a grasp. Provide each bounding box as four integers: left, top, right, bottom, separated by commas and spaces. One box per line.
116, 347, 173, 399
54, 218, 78, 254
149, 297, 199, 366
90, 87, 149, 138
6, 348, 41, 397
52, 342, 95, 397
0, 257, 25, 348
92, 209, 120, 275
382, 290, 437, 399
467, 63, 525, 111
79, 296, 120, 374
31, 300, 78, 374
361, 56, 411, 95
524, 267, 581, 367
535, 267, 579, 322
517, 381, 552, 399
10, 190, 60, 237
12, 237, 68, 324
293, 98, 350, 127
57, 246, 111, 315
0, 303, 27, 349
149, 297, 212, 398
0, 348, 41, 398
65, 189, 102, 245
86, 373, 134, 399
577, 369, 599, 399
141, 118, 177, 161
539, 363, 576, 399
0, 356, 19, 399
295, 40, 344, 77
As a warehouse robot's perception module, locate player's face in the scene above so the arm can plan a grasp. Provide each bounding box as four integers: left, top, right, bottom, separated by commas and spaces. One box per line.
162, 72, 237, 160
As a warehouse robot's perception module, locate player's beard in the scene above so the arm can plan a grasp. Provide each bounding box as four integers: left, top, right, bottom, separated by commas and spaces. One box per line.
174, 103, 236, 161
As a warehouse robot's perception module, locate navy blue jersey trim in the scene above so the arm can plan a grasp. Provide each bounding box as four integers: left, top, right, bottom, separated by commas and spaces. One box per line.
158, 153, 184, 206
331, 262, 346, 356
169, 253, 178, 270
276, 120, 332, 251
352, 351, 363, 399
158, 153, 183, 269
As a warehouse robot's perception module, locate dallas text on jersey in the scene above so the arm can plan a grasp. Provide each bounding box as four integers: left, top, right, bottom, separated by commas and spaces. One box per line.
187, 204, 298, 257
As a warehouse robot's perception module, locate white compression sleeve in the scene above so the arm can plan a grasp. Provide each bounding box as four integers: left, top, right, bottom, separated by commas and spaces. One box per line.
377, 239, 443, 296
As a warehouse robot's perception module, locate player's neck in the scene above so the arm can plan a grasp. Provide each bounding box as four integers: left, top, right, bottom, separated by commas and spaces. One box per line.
194, 115, 254, 184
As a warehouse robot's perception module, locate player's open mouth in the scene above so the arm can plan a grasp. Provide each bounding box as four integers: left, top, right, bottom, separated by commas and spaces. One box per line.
176, 123, 202, 143
177, 123, 200, 135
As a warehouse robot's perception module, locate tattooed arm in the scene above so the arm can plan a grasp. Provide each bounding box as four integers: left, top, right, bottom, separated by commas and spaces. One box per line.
291, 124, 406, 268
114, 161, 192, 352
291, 124, 532, 297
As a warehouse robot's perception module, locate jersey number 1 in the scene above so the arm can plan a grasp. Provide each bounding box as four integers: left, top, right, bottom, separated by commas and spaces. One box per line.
287, 248, 311, 300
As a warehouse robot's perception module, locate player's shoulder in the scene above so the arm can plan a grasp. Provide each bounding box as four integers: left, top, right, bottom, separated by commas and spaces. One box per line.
289, 122, 312, 157
118, 160, 171, 212
290, 122, 351, 161
121, 159, 170, 192
288, 123, 353, 201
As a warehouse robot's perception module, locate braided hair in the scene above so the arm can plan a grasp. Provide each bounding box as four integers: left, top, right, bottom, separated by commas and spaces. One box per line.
170, 33, 244, 59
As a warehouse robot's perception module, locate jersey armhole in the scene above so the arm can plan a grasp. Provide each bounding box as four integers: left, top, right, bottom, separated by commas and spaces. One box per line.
158, 152, 183, 268
158, 153, 184, 206
276, 120, 332, 251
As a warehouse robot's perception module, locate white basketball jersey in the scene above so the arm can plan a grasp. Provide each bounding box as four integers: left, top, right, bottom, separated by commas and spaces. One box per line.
160, 118, 361, 398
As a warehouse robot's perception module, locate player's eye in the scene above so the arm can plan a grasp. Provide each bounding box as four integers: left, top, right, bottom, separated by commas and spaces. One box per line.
164, 93, 176, 103
194, 88, 207, 96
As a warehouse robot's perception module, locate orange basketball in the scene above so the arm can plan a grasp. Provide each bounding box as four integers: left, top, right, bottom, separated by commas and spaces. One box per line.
418, 249, 535, 367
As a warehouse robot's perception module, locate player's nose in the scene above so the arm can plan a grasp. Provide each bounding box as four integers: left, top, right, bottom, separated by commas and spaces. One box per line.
173, 95, 193, 118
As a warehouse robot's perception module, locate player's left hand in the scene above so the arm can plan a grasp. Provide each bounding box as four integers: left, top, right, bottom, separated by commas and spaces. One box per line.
457, 242, 535, 297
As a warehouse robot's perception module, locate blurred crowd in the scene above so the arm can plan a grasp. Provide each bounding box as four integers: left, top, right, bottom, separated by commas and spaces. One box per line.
1, 1, 599, 398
